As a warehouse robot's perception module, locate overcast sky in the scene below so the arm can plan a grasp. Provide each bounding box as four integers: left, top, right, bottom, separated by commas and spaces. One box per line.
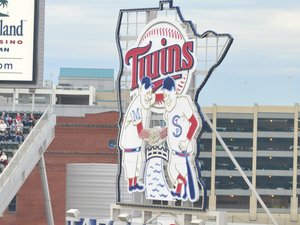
44, 0, 300, 106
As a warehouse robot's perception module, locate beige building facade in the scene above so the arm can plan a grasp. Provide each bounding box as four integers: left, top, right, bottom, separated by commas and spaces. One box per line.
200, 104, 299, 224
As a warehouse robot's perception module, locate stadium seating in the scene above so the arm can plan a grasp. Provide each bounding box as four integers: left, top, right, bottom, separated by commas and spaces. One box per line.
0, 111, 43, 173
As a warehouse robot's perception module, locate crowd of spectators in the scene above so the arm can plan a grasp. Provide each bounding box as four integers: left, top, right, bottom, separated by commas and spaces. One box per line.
0, 111, 42, 172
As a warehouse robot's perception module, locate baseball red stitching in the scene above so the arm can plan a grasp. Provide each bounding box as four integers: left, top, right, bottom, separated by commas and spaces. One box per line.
141, 27, 183, 42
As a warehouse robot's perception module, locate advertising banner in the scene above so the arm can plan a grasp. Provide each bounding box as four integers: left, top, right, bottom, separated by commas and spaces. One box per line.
116, 0, 233, 210
0, 0, 37, 83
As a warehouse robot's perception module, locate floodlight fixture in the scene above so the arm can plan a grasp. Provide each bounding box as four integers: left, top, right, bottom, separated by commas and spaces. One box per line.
190, 219, 205, 225
118, 213, 132, 225
66, 209, 80, 218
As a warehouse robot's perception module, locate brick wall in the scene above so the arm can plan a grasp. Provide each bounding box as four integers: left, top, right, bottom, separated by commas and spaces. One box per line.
0, 111, 119, 225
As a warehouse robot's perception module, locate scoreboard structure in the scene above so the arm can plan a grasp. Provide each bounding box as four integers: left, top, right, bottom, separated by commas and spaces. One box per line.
115, 0, 233, 214
0, 0, 44, 88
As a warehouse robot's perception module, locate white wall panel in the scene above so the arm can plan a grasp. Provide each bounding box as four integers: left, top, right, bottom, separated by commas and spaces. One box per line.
66, 163, 131, 219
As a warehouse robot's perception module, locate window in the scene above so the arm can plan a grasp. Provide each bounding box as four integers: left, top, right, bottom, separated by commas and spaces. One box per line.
219, 139, 253, 152
202, 117, 212, 133
202, 177, 211, 190
216, 176, 250, 190
258, 195, 290, 209
217, 195, 249, 210
217, 118, 253, 132
258, 118, 294, 132
257, 157, 293, 170
18, 94, 32, 104
198, 139, 212, 152
257, 138, 293, 151
35, 94, 51, 104
108, 139, 117, 149
8, 196, 16, 213
0, 93, 13, 104
199, 158, 211, 171
216, 157, 252, 171
256, 176, 292, 190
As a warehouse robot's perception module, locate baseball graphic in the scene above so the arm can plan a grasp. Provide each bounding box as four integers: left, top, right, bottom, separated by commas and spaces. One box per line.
125, 19, 197, 112
122, 16, 205, 202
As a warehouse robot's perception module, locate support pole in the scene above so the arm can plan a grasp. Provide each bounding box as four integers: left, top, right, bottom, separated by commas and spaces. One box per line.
32, 92, 35, 112
39, 154, 54, 225
250, 104, 258, 220
202, 111, 279, 225
12, 88, 16, 112
291, 103, 299, 221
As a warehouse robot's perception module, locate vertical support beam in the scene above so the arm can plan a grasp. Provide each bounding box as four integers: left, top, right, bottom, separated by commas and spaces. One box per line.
32, 92, 35, 112
12, 88, 16, 112
51, 87, 56, 105
39, 154, 54, 225
142, 211, 152, 225
109, 205, 120, 224
15, 89, 19, 105
184, 214, 192, 225
89, 86, 96, 105
250, 104, 258, 220
209, 104, 217, 210
290, 103, 299, 221
216, 211, 227, 225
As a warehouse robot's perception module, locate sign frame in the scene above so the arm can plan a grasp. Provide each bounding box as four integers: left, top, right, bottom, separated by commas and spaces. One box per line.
116, 0, 233, 211
0, 0, 43, 87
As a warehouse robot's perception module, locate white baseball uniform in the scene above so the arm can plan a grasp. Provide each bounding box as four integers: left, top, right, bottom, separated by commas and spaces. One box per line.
164, 95, 201, 185
120, 94, 150, 180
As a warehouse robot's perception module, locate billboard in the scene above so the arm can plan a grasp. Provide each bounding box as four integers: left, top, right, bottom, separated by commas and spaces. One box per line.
116, 0, 233, 210
0, 0, 43, 86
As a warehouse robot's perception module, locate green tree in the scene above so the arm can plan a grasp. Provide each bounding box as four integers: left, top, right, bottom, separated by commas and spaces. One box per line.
0, 0, 8, 8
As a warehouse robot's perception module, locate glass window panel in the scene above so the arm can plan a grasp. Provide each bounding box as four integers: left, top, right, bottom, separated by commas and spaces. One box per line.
216, 176, 250, 190
216, 157, 252, 171
199, 139, 212, 152
298, 196, 300, 212
257, 157, 293, 170
8, 196, 16, 213
217, 119, 253, 132
18, 94, 32, 104
35, 94, 50, 104
298, 114, 300, 131
198, 158, 211, 171
217, 196, 249, 210
258, 118, 294, 132
256, 176, 292, 190
0, 93, 13, 104
202, 118, 212, 133
258, 195, 290, 209
257, 138, 293, 151
220, 139, 253, 152
202, 177, 211, 190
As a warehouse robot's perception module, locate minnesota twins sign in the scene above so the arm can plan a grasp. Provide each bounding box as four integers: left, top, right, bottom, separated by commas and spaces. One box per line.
116, 0, 233, 210
125, 18, 196, 97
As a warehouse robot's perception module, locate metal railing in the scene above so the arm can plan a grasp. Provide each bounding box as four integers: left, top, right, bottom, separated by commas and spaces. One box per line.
0, 105, 55, 194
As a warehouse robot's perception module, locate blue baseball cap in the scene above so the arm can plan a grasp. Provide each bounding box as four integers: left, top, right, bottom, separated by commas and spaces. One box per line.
162, 77, 175, 91
141, 76, 153, 89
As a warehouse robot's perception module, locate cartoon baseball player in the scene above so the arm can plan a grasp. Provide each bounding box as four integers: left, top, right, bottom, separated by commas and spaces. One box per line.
161, 77, 202, 202
119, 76, 160, 193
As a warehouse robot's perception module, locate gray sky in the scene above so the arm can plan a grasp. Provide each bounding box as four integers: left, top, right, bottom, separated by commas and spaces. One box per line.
44, 0, 300, 106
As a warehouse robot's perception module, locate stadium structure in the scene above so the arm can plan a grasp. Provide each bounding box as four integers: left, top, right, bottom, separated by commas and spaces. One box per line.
0, 1, 299, 225
0, 69, 299, 225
